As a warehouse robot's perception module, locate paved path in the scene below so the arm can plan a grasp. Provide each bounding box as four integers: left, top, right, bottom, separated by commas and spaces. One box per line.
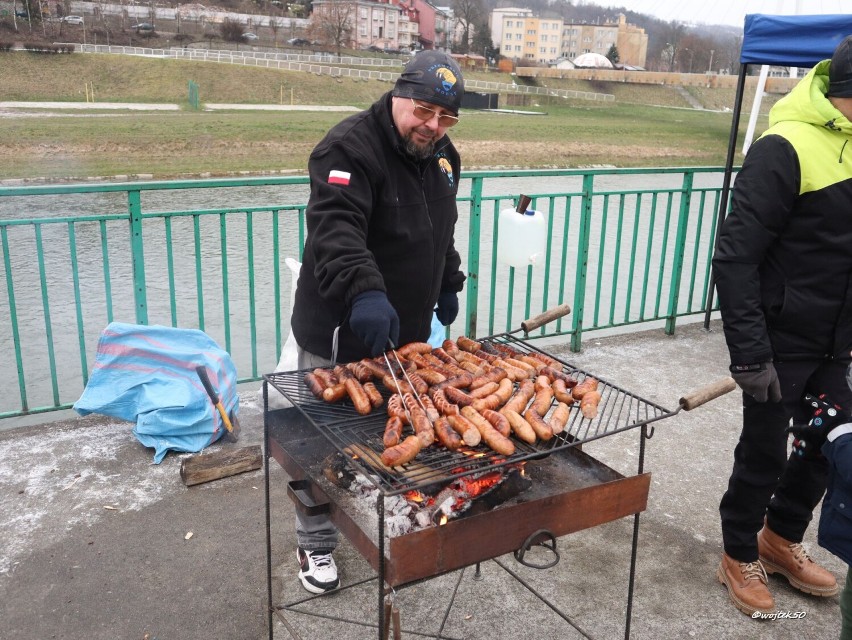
0, 101, 359, 113
0, 320, 845, 640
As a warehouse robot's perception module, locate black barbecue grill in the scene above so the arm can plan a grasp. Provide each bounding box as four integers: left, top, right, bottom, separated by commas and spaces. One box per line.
262, 331, 735, 640
264, 333, 673, 496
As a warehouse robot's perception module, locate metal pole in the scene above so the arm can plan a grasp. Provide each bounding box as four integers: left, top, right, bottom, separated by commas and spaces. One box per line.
703, 63, 749, 329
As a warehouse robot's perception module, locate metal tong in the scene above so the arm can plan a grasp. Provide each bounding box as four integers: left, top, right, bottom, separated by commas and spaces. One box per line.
382, 340, 429, 421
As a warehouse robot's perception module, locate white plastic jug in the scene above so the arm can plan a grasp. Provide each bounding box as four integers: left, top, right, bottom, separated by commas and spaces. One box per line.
497, 200, 548, 269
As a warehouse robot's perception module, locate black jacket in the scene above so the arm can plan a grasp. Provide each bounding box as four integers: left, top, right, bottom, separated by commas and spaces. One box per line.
713, 61, 852, 365
291, 92, 465, 362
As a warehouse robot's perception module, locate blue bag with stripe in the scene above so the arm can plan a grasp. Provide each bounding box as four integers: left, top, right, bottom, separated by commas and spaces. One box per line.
73, 322, 238, 463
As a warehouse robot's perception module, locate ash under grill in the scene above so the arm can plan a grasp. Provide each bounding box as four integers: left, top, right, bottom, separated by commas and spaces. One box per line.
264, 334, 673, 496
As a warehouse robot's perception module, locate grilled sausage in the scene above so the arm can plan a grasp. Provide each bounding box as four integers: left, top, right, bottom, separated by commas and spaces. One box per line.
361, 358, 390, 379
346, 360, 374, 383
312, 368, 337, 388
345, 378, 372, 415
387, 393, 409, 423
532, 384, 555, 416
433, 416, 462, 450
572, 377, 599, 401
523, 407, 554, 441
304, 372, 327, 399
469, 365, 508, 390
430, 388, 460, 416
502, 409, 537, 444
457, 336, 483, 353
501, 379, 535, 415
382, 374, 414, 397
363, 381, 384, 408
397, 341, 432, 358
460, 406, 515, 455
402, 393, 435, 446
552, 378, 575, 405
381, 435, 422, 467
322, 383, 347, 403
444, 386, 474, 407
580, 391, 602, 419
492, 359, 530, 381
549, 402, 571, 434
522, 351, 562, 369
468, 381, 500, 400
406, 372, 430, 395
383, 415, 404, 448
481, 408, 512, 438
414, 368, 447, 386
506, 358, 538, 376
419, 393, 440, 422
540, 366, 576, 387
447, 413, 482, 447
472, 378, 515, 413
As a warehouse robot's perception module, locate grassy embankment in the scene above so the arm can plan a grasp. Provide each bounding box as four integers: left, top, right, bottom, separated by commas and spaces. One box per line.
0, 52, 781, 180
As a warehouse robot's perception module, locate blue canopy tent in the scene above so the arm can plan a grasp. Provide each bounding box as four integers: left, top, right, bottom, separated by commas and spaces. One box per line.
703, 14, 852, 328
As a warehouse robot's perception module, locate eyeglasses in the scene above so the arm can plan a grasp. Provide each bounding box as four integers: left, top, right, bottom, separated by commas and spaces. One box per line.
410, 98, 459, 127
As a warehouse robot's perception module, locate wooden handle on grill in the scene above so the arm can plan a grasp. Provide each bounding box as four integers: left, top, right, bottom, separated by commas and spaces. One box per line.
678, 377, 737, 411
521, 304, 572, 333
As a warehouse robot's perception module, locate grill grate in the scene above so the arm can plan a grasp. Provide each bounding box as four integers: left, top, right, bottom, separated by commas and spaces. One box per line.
264, 334, 673, 496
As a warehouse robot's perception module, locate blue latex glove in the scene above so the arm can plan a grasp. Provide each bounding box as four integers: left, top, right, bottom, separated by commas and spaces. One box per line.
349, 290, 400, 357
787, 393, 847, 458
435, 290, 459, 326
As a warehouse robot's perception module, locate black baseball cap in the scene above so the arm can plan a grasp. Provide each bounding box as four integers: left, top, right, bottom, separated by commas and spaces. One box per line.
828, 35, 852, 98
392, 51, 464, 114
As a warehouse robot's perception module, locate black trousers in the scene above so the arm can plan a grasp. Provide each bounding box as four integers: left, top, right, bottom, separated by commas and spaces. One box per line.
720, 359, 852, 562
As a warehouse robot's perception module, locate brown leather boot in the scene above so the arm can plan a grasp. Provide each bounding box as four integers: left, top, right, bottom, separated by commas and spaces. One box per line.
758, 524, 839, 596
717, 552, 775, 616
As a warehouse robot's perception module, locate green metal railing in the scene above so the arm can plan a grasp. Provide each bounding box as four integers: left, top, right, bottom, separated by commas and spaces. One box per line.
0, 167, 728, 419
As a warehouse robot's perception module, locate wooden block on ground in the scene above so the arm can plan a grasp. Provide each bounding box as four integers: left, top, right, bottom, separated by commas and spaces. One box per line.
180, 445, 263, 486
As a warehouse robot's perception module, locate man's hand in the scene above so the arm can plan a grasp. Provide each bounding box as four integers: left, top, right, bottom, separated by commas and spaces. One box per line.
349, 290, 400, 357
787, 393, 847, 458
730, 362, 782, 403
435, 290, 459, 326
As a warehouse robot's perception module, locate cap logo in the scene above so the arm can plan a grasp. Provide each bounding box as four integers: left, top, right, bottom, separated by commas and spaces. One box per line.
431, 65, 459, 98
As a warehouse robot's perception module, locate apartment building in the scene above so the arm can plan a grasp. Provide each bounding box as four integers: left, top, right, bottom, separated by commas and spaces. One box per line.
493, 9, 647, 67
562, 14, 647, 67
500, 14, 563, 64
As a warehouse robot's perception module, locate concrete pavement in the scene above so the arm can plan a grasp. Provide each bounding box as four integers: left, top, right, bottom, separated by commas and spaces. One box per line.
0, 319, 845, 640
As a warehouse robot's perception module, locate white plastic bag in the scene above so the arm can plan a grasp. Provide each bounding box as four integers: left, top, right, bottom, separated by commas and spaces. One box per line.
262, 257, 301, 409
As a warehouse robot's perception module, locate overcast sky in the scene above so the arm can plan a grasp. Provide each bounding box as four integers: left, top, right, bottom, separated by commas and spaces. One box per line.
600, 0, 849, 28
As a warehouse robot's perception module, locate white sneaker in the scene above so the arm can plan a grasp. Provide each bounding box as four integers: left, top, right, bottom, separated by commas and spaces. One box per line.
297, 547, 339, 594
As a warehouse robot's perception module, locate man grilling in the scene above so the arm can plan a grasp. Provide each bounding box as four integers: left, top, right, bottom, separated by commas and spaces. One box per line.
288, 51, 467, 594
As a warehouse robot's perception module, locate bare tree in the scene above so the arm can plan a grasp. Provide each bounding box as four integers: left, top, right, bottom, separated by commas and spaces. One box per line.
309, 0, 352, 56
220, 18, 246, 42
269, 17, 282, 46
451, 0, 483, 54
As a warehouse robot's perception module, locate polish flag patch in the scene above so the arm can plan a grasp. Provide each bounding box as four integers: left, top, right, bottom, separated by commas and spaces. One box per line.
328, 170, 351, 186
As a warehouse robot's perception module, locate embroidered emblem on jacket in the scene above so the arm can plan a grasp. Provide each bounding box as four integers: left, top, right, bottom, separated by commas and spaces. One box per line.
328, 170, 351, 186
437, 155, 454, 187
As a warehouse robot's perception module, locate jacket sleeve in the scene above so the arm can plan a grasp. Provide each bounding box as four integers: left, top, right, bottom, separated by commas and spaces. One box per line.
306, 141, 386, 306
712, 134, 801, 365
824, 433, 852, 488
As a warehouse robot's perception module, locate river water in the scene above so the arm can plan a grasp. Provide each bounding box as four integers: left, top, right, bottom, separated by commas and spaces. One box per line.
0, 170, 727, 422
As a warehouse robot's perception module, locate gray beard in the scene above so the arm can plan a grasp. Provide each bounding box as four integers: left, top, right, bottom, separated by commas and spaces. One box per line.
403, 133, 435, 160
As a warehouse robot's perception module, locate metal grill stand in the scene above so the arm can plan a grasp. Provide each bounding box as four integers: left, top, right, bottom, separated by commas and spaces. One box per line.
262, 337, 678, 640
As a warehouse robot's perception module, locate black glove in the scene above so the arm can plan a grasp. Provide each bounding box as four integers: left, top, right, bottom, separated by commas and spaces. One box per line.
349, 290, 400, 357
788, 393, 848, 458
435, 290, 459, 326
730, 361, 782, 403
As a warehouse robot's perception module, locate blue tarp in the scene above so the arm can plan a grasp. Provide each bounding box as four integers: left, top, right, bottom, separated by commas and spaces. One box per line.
742, 14, 852, 67
74, 323, 238, 463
